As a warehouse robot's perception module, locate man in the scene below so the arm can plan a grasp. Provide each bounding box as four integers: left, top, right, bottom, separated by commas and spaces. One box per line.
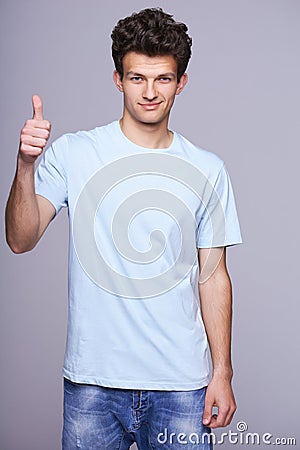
5, 7, 242, 450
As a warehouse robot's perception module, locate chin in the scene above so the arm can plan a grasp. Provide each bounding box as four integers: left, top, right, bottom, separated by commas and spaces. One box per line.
136, 115, 167, 126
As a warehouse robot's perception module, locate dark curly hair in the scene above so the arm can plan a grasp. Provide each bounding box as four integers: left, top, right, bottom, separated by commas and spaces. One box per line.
111, 8, 192, 81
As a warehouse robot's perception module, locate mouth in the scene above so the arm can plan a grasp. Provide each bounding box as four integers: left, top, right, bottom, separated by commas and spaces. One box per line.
139, 102, 162, 110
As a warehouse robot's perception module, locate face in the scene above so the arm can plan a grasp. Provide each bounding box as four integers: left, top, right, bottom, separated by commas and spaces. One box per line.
113, 52, 188, 127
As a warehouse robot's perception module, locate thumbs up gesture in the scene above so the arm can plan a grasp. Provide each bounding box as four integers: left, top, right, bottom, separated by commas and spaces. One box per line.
19, 95, 51, 164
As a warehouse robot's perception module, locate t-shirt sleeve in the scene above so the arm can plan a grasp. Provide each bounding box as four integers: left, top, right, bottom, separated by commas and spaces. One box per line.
34, 135, 68, 216
196, 163, 242, 248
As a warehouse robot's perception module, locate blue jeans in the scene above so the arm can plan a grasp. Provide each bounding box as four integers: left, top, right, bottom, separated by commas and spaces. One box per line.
62, 377, 213, 449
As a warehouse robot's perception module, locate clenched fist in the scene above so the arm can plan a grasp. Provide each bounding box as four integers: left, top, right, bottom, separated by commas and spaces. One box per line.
19, 95, 51, 164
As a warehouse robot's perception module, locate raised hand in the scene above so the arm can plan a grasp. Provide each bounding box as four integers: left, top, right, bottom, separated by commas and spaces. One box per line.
19, 94, 51, 164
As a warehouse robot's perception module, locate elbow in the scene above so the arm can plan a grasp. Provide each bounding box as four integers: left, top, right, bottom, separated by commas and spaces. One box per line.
5, 222, 39, 254
7, 242, 31, 254
10, 246, 30, 254
6, 236, 36, 254
9, 244, 35, 254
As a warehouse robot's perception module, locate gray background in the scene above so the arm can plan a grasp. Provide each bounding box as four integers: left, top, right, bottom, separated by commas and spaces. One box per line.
1, 0, 299, 449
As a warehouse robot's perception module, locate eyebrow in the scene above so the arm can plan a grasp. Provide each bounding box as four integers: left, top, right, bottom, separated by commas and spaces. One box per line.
126, 71, 176, 78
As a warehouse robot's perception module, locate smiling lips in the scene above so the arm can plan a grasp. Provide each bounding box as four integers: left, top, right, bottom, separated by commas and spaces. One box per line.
139, 102, 162, 109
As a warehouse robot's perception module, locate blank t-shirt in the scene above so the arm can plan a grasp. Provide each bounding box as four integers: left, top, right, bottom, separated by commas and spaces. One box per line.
34, 120, 242, 390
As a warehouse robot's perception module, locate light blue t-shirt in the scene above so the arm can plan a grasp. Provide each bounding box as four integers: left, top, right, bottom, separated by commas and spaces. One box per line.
34, 120, 242, 390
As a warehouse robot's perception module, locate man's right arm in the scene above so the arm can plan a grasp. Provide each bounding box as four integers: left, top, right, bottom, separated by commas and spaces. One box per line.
5, 95, 55, 254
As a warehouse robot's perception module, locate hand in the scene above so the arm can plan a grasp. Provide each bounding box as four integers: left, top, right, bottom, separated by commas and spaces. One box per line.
19, 94, 51, 165
202, 374, 236, 428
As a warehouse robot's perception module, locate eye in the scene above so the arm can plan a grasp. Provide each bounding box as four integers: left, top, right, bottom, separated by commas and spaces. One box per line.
159, 77, 172, 82
130, 76, 143, 82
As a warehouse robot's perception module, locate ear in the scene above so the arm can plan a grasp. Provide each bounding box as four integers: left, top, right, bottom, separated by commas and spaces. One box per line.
113, 70, 124, 92
176, 73, 188, 95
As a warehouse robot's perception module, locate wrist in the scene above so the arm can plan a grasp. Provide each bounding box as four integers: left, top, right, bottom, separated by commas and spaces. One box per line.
17, 153, 36, 171
212, 366, 233, 382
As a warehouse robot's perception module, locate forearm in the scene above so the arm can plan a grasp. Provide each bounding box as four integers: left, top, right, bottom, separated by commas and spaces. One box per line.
5, 156, 40, 253
198, 249, 236, 428
199, 268, 233, 379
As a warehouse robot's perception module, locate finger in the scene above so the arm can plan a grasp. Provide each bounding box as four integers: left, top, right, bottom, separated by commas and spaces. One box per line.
207, 414, 218, 429
223, 405, 236, 427
210, 409, 228, 428
22, 126, 50, 140
19, 143, 43, 156
209, 404, 234, 429
32, 94, 44, 120
21, 135, 48, 148
202, 395, 214, 426
24, 119, 51, 131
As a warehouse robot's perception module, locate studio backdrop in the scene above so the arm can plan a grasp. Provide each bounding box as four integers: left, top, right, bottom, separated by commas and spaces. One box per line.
1, 1, 299, 449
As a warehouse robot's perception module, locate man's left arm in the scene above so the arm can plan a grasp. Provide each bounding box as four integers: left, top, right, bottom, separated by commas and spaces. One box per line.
198, 246, 236, 429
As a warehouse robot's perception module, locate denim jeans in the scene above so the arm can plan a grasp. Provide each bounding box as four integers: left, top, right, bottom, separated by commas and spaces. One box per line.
62, 377, 213, 449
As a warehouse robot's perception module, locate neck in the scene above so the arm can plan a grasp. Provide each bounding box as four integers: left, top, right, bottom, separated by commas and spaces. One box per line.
119, 113, 173, 149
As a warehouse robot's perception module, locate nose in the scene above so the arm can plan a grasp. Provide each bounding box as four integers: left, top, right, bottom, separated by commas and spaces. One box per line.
142, 81, 158, 101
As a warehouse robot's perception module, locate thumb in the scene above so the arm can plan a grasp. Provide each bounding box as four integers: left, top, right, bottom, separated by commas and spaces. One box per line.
32, 94, 44, 120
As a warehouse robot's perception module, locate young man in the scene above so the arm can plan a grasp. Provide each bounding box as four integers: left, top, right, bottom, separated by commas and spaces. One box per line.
5, 8, 242, 450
